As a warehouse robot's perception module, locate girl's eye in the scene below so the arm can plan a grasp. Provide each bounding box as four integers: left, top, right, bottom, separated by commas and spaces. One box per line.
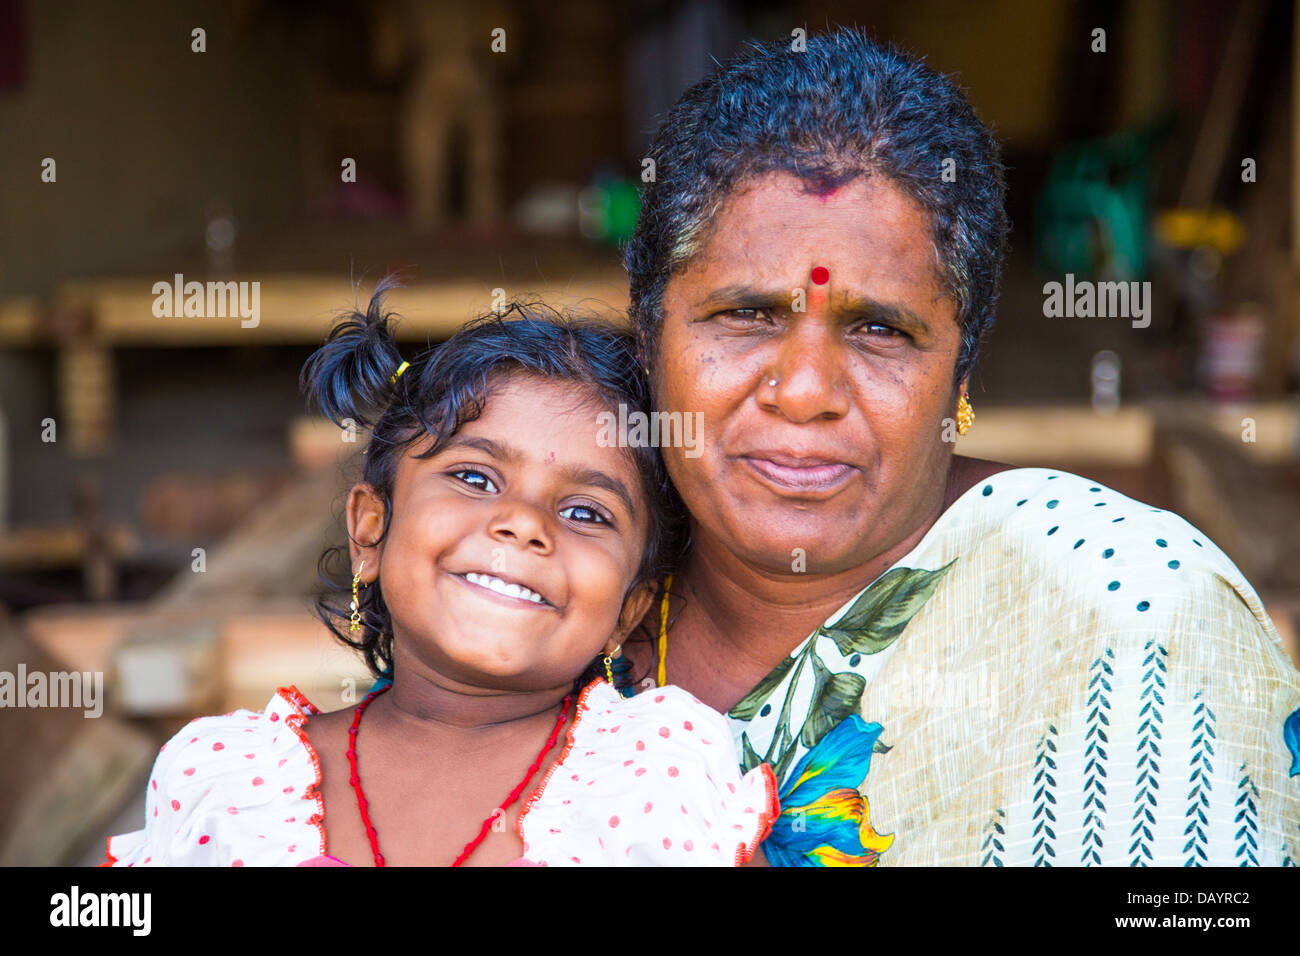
452, 469, 498, 493
560, 503, 612, 525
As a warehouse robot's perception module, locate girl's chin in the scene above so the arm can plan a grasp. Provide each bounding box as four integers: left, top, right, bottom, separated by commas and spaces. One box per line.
427, 649, 587, 691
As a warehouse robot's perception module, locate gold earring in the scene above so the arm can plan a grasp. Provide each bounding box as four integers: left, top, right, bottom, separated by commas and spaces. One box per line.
956, 392, 975, 436
603, 642, 621, 686
350, 561, 365, 632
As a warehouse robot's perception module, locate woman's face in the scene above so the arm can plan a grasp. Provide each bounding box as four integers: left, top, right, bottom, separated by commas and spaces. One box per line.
654, 171, 964, 575
349, 373, 656, 692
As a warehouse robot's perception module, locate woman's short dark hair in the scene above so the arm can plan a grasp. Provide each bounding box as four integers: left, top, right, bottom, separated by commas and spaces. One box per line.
625, 26, 1009, 388
301, 277, 685, 679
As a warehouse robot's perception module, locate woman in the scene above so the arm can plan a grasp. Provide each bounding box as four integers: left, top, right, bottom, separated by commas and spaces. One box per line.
616, 29, 1300, 866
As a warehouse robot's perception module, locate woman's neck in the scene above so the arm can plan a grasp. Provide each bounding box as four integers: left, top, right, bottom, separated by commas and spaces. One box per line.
677, 483, 951, 677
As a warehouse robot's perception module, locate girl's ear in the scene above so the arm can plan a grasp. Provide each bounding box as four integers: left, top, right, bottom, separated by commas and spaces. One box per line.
346, 483, 386, 581
607, 578, 659, 654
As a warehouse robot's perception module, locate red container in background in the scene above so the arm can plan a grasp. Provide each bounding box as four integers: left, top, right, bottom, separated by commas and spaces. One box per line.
1203, 308, 1265, 402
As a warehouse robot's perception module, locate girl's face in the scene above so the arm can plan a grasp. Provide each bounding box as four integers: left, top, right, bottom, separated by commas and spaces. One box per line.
348, 373, 657, 693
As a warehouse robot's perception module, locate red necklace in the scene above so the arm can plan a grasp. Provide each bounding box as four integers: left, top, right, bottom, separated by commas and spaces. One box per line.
346, 685, 573, 867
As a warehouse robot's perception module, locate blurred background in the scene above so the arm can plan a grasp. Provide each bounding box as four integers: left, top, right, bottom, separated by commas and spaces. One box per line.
2, 0, 1299, 864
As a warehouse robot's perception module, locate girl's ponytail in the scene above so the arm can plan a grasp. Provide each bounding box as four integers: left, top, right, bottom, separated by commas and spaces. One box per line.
299, 275, 407, 429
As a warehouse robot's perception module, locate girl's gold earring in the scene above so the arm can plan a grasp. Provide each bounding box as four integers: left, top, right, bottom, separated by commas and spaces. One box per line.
350, 560, 366, 632
956, 392, 975, 436
603, 643, 622, 686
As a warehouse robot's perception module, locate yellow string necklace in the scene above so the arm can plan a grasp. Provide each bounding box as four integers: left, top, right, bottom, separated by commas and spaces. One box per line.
656, 573, 672, 687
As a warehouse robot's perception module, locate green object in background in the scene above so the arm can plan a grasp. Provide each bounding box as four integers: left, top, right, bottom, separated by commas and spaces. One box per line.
580, 177, 641, 245
1034, 125, 1163, 282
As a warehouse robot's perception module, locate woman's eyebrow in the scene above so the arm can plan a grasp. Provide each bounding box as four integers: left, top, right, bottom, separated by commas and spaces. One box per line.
439, 435, 637, 519
695, 284, 791, 311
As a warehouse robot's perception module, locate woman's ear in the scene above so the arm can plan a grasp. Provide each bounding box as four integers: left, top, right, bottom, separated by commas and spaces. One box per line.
607, 578, 660, 654
346, 483, 386, 581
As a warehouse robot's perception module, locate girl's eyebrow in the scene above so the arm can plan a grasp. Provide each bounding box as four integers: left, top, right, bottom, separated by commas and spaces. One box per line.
439, 434, 638, 520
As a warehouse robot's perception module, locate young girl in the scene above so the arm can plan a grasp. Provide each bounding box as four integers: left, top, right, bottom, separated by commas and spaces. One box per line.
103, 284, 777, 866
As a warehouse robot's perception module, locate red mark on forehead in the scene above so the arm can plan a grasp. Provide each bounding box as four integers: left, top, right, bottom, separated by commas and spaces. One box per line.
810, 266, 829, 285
815, 185, 840, 200
546, 451, 556, 463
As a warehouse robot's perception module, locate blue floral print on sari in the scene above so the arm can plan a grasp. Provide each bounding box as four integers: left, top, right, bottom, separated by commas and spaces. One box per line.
1285, 705, 1300, 777
764, 715, 895, 866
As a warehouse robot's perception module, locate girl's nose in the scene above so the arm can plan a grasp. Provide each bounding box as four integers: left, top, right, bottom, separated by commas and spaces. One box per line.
487, 501, 553, 554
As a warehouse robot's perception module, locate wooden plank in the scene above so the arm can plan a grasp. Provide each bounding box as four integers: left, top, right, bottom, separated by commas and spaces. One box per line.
1158, 421, 1300, 590
954, 405, 1153, 466
153, 460, 351, 604
43, 273, 628, 347
0, 624, 158, 865
0, 524, 136, 571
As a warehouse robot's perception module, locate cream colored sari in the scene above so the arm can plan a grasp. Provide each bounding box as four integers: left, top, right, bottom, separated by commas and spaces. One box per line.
731, 468, 1300, 866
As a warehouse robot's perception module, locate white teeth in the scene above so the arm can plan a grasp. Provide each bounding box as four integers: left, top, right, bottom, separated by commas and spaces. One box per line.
464, 572, 546, 604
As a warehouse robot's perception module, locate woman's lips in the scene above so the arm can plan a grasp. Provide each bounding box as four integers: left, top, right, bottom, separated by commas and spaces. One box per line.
739, 453, 856, 494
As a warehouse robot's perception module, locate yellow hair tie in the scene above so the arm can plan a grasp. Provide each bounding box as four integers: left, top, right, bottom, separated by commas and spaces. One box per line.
390, 360, 410, 384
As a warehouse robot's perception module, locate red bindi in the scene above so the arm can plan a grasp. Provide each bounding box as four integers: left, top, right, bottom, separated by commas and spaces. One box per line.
810, 266, 829, 285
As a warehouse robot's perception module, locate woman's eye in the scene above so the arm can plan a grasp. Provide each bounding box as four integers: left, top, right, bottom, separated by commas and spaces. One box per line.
857, 322, 907, 339
718, 308, 772, 324
452, 469, 498, 492
560, 503, 611, 525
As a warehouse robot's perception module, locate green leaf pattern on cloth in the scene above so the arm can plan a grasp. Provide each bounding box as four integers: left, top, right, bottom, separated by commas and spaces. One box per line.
730, 559, 957, 784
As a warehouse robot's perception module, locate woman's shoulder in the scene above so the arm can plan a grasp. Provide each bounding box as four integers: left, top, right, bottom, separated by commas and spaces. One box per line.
104, 687, 326, 866
948, 465, 1240, 573
936, 465, 1284, 648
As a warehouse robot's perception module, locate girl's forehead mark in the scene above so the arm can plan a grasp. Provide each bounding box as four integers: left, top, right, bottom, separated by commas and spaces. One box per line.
546, 450, 556, 464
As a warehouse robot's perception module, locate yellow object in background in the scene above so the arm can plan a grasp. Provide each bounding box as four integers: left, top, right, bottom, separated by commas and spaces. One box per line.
1156, 208, 1246, 255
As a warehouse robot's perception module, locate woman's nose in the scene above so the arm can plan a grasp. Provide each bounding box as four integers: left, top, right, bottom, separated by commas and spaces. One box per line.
763, 322, 851, 422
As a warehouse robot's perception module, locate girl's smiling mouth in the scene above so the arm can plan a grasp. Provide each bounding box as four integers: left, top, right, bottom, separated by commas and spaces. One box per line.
452, 570, 556, 609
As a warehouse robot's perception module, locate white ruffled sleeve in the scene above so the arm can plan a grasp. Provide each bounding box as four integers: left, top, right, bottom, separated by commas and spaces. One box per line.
103, 687, 326, 867
516, 681, 778, 866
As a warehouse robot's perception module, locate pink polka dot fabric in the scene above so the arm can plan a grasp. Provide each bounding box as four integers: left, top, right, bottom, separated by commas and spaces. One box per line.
515, 680, 778, 866
102, 687, 325, 867
102, 681, 779, 867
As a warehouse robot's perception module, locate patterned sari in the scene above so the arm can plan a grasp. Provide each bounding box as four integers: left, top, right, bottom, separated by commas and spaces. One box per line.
725, 468, 1300, 866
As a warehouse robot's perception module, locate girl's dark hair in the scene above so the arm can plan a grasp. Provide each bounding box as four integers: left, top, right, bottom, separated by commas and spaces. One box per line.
625, 27, 1009, 389
301, 277, 686, 681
